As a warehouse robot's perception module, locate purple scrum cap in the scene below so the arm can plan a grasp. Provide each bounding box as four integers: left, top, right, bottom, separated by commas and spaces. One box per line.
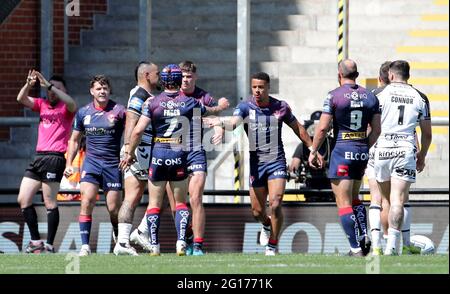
160, 64, 182, 87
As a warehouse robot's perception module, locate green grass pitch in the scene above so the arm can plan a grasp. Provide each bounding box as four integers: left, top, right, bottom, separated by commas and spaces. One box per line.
0, 253, 448, 274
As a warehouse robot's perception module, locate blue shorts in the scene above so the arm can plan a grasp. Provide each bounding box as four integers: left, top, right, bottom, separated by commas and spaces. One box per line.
80, 156, 123, 191
249, 161, 287, 188
187, 150, 207, 174
148, 148, 188, 182
328, 143, 369, 180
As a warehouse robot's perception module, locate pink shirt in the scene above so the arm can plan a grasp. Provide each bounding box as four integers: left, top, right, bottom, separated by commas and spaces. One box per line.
32, 98, 75, 153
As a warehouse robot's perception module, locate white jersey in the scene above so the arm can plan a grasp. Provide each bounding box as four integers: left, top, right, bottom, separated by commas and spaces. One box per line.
127, 86, 154, 146
373, 82, 430, 148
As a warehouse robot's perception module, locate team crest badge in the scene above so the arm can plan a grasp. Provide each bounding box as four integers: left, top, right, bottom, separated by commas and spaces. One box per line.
108, 114, 116, 126
273, 110, 281, 120
249, 109, 256, 120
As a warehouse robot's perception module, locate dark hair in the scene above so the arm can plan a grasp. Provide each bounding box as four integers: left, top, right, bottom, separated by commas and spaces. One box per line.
338, 59, 359, 80
251, 72, 270, 83
379, 61, 391, 85
135, 61, 151, 82
49, 75, 67, 87
389, 60, 410, 81
179, 60, 197, 73
90, 75, 112, 92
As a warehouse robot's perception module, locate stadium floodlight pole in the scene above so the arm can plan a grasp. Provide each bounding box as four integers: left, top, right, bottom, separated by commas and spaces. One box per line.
139, 0, 152, 61
337, 0, 349, 62
235, 0, 250, 203
40, 0, 53, 98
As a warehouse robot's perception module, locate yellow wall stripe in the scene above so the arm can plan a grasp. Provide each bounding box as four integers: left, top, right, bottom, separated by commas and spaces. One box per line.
417, 126, 449, 135
409, 30, 449, 37
410, 62, 449, 69
421, 14, 449, 21
431, 110, 449, 117
433, 0, 449, 5
428, 94, 448, 101
409, 77, 449, 85
284, 194, 306, 202
397, 46, 449, 53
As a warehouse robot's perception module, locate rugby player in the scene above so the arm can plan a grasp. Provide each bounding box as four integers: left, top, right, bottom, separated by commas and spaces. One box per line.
309, 59, 381, 257
65, 75, 126, 256
206, 72, 315, 256
373, 60, 432, 255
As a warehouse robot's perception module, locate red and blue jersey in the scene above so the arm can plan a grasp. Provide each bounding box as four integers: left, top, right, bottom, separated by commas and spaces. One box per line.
323, 83, 380, 145
234, 96, 297, 165
143, 91, 206, 150
73, 100, 126, 160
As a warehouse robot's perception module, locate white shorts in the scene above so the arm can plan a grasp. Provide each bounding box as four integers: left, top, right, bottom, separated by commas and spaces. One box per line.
120, 145, 151, 181
365, 147, 376, 180
373, 146, 416, 183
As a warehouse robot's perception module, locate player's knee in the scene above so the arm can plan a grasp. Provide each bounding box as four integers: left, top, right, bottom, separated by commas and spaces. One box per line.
270, 194, 283, 208
80, 197, 96, 210
189, 194, 203, 208
251, 208, 265, 221
43, 198, 57, 210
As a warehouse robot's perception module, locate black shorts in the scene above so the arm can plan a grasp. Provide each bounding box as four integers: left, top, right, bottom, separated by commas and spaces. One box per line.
24, 152, 66, 183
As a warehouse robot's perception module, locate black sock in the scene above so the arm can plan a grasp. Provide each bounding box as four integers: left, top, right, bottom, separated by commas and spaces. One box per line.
22, 205, 40, 241
111, 221, 119, 238
46, 207, 59, 245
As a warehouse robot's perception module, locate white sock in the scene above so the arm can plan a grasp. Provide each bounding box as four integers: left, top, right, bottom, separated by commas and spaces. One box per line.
118, 223, 132, 244
369, 204, 382, 248
137, 216, 148, 235
385, 228, 401, 254
402, 204, 411, 247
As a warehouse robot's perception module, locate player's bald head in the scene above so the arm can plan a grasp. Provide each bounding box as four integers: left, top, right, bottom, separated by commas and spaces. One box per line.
338, 59, 359, 80
135, 61, 157, 81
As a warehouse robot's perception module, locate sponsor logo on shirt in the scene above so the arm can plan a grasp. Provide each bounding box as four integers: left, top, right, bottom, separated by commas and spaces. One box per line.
344, 152, 369, 161
160, 101, 186, 109
341, 132, 366, 140
378, 150, 406, 160
384, 133, 410, 141
273, 170, 287, 177
188, 164, 204, 171
128, 97, 143, 110
395, 168, 416, 179
107, 182, 121, 188
46, 172, 56, 179
152, 157, 182, 166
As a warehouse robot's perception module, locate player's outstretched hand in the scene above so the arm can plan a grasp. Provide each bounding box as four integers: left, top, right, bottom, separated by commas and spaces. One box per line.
203, 116, 220, 128
34, 70, 51, 89
119, 152, 136, 171
416, 152, 426, 173
64, 166, 74, 178
308, 152, 322, 170
26, 69, 37, 87
211, 127, 224, 145
218, 97, 230, 111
